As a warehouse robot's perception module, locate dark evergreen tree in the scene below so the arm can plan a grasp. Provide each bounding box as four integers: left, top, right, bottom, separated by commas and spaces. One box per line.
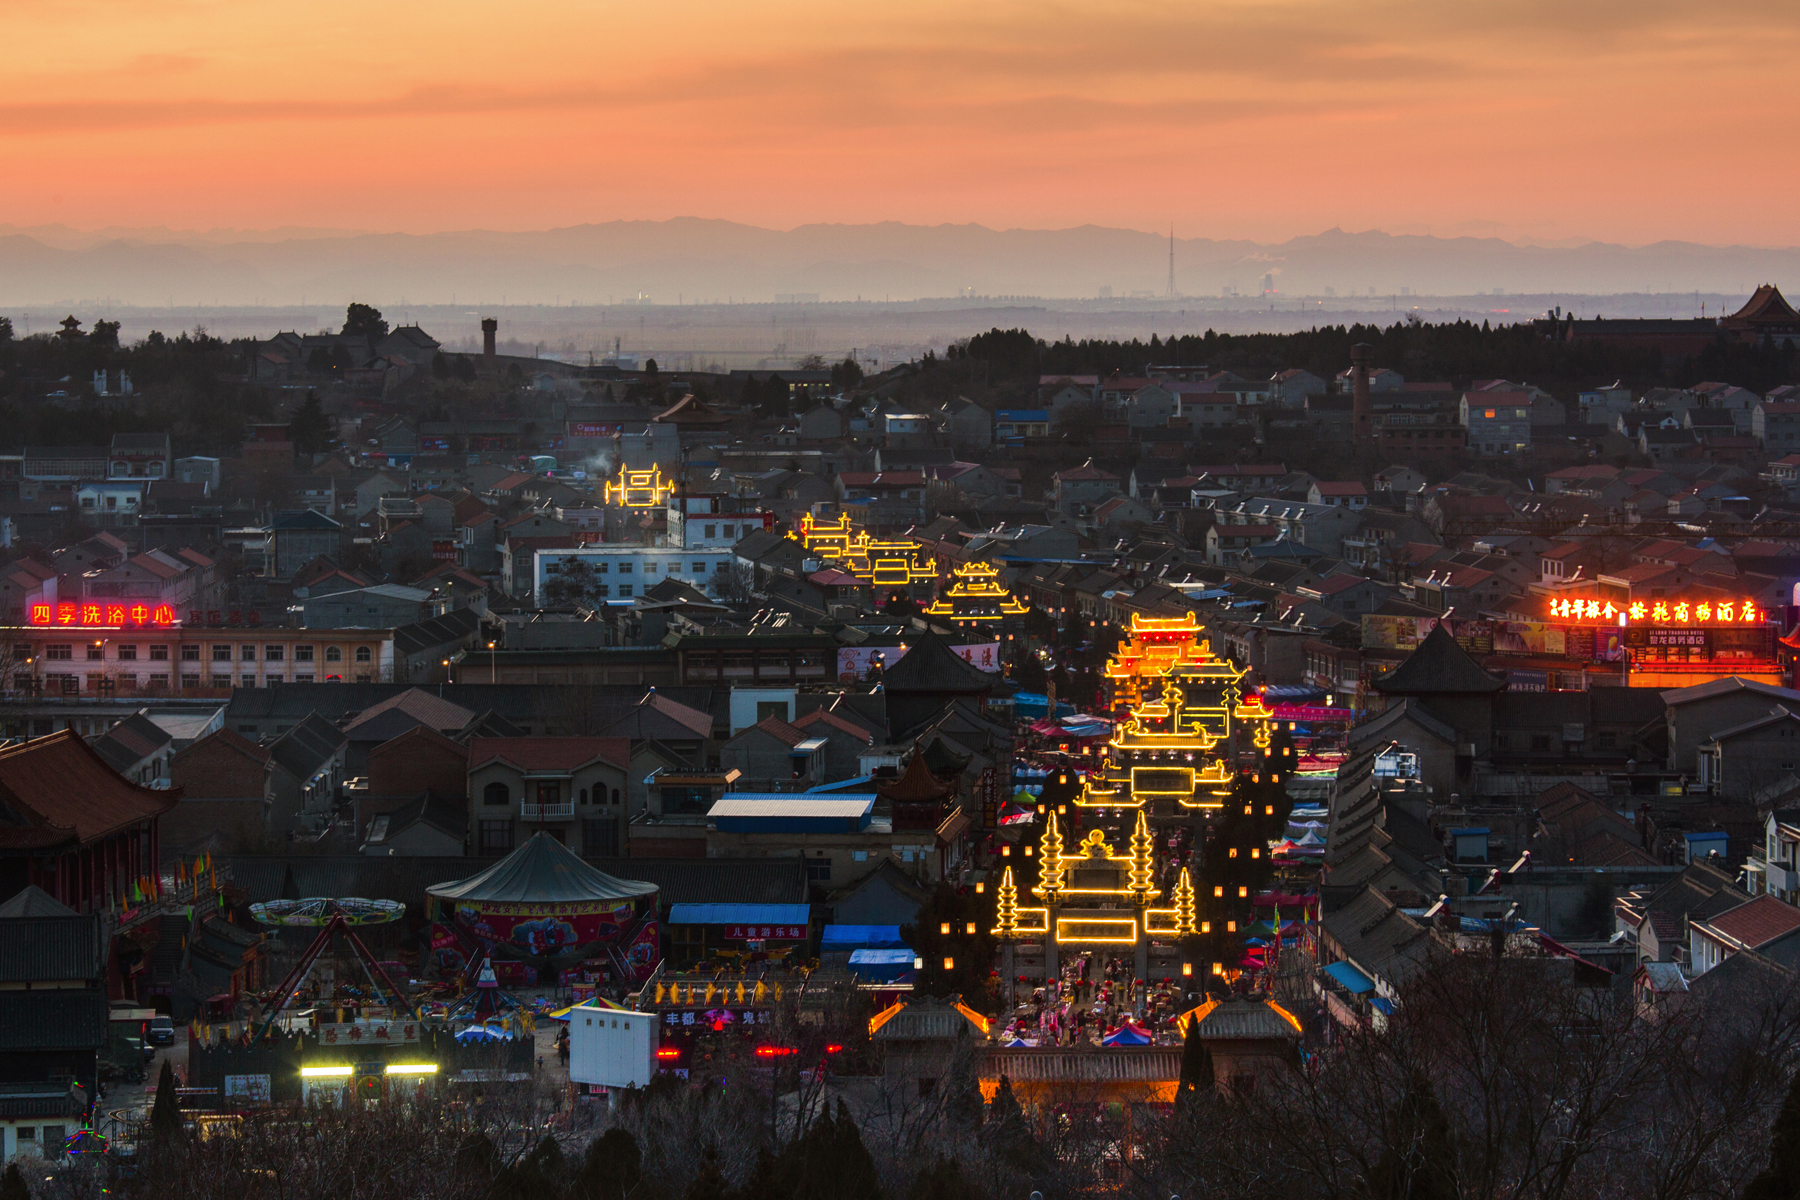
908, 1156, 986, 1200
288, 390, 333, 457
342, 302, 388, 342
1174, 1022, 1215, 1111
453, 354, 478, 382
1746, 1069, 1800, 1200
0, 1164, 27, 1200
575, 1127, 643, 1200
830, 356, 865, 390
455, 1132, 501, 1179
432, 351, 452, 379
150, 1057, 183, 1143
900, 881, 994, 1000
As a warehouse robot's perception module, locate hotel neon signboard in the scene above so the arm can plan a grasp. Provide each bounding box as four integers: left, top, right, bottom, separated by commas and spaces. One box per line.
29, 603, 179, 628
1547, 597, 1761, 626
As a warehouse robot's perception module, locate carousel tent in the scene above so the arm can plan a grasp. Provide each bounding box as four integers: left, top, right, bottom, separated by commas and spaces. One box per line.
427, 832, 657, 904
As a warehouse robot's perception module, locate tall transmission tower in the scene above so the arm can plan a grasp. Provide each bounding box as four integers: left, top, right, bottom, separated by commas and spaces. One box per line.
1167, 225, 1177, 299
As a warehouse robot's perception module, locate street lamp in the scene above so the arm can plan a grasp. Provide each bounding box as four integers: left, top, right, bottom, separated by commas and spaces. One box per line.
487, 640, 497, 684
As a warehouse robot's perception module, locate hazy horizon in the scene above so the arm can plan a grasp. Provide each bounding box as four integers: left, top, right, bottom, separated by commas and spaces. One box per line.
2, 219, 1795, 313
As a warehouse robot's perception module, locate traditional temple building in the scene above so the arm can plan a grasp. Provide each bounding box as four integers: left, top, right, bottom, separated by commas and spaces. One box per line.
0, 731, 175, 913
1720, 284, 1800, 348
880, 629, 1004, 740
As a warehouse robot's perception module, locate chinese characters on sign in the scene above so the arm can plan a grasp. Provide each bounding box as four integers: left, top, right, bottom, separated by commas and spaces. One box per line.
1546, 597, 1760, 626
29, 602, 179, 628
665, 1010, 767, 1025
720, 925, 805, 940
315, 1021, 420, 1045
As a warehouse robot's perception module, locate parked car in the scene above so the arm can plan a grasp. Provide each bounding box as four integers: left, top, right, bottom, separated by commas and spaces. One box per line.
148, 1016, 175, 1047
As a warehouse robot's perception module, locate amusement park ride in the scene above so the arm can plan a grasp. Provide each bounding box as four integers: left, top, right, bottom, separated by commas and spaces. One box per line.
247, 898, 416, 1040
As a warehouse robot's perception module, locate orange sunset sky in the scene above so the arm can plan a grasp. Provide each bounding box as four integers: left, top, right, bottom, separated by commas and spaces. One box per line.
4, 0, 1797, 244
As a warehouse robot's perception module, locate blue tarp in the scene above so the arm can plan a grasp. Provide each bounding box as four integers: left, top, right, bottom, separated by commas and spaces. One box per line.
822, 925, 907, 950
667, 903, 811, 926
1324, 960, 1376, 995
848, 948, 915, 982
1370, 996, 1395, 1015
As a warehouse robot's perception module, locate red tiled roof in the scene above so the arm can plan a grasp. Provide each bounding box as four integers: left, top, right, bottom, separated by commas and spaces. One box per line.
1698, 895, 1800, 950
467, 737, 631, 772
792, 708, 875, 745
742, 716, 806, 747
1311, 482, 1367, 496
0, 730, 177, 846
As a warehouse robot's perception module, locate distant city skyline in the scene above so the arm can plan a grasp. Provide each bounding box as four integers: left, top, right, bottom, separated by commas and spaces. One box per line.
2, 0, 1795, 243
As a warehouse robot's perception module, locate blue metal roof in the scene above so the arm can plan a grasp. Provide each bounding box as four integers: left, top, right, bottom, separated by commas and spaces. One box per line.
1449, 827, 1490, 837
806, 775, 874, 793
821, 925, 906, 949
1323, 960, 1375, 994
666, 904, 811, 926
848, 948, 915, 964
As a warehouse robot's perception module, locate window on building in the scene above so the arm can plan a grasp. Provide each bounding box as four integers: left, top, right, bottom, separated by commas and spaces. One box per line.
610, 788, 620, 804
212, 645, 231, 662
181, 673, 200, 689
213, 675, 232, 689
241, 675, 257, 688
149, 673, 169, 690
693, 563, 706, 574
86, 644, 104, 661
579, 787, 589, 805
45, 645, 72, 661
584, 818, 619, 857
325, 647, 342, 663
618, 585, 633, 598
478, 820, 515, 856
723, 525, 736, 539
806, 858, 832, 882
536, 782, 559, 806
240, 645, 256, 662
118, 645, 137, 661
619, 562, 634, 574
704, 525, 716, 539
149, 645, 169, 661
265, 646, 284, 662
355, 646, 371, 663
483, 782, 510, 807
294, 645, 314, 661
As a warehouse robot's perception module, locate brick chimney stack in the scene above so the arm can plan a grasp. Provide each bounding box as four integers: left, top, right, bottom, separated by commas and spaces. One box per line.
481, 317, 498, 367
1351, 342, 1373, 446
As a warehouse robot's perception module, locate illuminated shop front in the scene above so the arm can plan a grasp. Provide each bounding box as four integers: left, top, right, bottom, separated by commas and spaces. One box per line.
5, 617, 395, 695
1542, 593, 1779, 687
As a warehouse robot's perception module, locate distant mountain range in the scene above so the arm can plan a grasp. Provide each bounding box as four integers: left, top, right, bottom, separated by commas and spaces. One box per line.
0, 220, 1795, 308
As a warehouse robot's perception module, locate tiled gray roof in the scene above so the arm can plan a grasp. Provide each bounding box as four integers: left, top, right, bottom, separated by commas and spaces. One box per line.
0, 914, 103, 982
0, 989, 108, 1050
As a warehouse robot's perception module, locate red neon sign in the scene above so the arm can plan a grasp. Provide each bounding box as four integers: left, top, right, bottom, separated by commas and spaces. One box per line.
1547, 597, 1760, 626
29, 603, 177, 628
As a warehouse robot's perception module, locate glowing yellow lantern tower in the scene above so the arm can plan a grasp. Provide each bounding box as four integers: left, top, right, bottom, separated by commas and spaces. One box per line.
923, 559, 1030, 627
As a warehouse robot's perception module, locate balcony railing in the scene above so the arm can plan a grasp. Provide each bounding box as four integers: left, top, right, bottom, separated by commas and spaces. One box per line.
521, 802, 575, 821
